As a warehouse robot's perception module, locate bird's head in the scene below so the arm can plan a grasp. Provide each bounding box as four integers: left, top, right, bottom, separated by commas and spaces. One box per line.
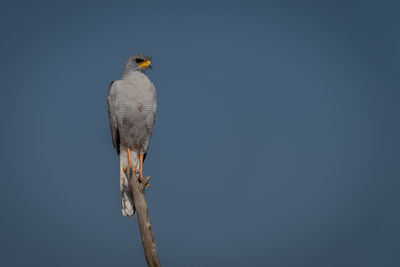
124, 54, 152, 74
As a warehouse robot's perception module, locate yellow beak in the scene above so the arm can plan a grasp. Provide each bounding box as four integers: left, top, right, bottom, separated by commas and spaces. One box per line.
139, 60, 151, 68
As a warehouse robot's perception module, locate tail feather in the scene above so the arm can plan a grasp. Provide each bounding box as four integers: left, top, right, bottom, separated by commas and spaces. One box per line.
120, 166, 135, 216
119, 148, 139, 217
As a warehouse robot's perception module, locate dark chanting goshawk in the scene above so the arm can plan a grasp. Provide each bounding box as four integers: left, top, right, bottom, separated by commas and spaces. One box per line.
107, 54, 157, 217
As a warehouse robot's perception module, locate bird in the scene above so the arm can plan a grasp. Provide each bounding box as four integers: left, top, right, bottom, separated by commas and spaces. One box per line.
107, 54, 157, 217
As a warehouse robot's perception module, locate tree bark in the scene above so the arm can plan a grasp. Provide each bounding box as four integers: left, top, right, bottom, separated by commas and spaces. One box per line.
125, 167, 161, 267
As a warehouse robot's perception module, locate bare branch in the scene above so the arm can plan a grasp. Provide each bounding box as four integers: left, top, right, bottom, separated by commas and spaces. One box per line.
125, 167, 161, 267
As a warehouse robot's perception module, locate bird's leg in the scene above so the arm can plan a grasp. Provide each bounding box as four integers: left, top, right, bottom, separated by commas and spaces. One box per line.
140, 154, 144, 182
140, 153, 150, 187
126, 148, 137, 172
127, 148, 133, 168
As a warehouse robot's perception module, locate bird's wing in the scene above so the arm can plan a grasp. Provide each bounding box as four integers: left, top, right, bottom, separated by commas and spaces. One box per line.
142, 82, 157, 162
147, 82, 157, 132
107, 80, 120, 154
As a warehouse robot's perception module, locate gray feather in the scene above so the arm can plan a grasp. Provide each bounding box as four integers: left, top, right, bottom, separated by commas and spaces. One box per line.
107, 80, 120, 154
109, 72, 157, 155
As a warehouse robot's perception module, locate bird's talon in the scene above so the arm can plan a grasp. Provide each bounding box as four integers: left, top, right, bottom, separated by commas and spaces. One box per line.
144, 176, 151, 187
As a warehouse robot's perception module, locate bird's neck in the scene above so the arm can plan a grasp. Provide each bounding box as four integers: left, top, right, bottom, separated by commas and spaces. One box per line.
122, 70, 146, 80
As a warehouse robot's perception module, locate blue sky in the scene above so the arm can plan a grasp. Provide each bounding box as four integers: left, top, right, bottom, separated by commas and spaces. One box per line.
1, 0, 399, 266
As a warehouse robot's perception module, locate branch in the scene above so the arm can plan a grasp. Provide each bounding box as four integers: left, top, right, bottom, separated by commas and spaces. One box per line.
125, 167, 161, 267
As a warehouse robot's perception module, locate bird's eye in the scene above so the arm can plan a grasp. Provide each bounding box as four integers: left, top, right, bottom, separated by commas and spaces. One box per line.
135, 58, 144, 63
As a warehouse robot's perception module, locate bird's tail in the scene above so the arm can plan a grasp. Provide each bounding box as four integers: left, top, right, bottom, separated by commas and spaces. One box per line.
120, 150, 139, 217
120, 166, 135, 217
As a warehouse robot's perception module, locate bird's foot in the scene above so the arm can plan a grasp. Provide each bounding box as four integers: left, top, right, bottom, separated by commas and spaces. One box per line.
123, 164, 149, 188
143, 176, 151, 188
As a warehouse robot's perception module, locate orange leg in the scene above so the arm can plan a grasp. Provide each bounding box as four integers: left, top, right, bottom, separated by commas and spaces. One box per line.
126, 148, 133, 169
140, 154, 144, 182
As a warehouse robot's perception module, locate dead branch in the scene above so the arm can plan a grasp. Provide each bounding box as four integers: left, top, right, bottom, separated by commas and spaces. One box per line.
125, 167, 161, 267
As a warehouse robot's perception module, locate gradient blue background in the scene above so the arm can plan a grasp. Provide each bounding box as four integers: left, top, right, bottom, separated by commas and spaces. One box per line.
1, 0, 399, 266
